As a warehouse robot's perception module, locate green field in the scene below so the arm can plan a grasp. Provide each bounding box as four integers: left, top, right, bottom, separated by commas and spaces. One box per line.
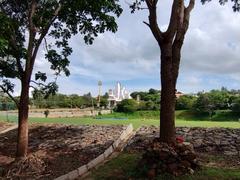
1, 110, 240, 129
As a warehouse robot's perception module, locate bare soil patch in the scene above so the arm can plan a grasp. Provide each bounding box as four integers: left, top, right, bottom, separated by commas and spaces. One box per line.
0, 124, 125, 179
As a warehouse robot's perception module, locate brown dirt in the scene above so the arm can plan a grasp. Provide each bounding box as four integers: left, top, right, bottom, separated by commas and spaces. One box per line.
0, 124, 125, 179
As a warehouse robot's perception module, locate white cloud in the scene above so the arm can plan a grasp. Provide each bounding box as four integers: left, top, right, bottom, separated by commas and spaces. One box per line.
11, 0, 240, 96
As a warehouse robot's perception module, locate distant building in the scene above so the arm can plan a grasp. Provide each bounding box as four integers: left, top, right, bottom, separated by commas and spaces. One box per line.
108, 82, 131, 107
175, 91, 184, 98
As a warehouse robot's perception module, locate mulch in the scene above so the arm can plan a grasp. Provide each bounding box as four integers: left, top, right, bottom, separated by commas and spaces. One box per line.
0, 124, 124, 179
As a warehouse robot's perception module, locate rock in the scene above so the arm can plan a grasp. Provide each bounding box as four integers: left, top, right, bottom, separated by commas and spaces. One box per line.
167, 163, 179, 175
193, 139, 203, 148
220, 141, 230, 146
188, 168, 194, 174
126, 126, 240, 156
147, 168, 156, 179
223, 151, 238, 156
158, 151, 169, 160
184, 152, 197, 161
181, 160, 191, 168
136, 141, 199, 177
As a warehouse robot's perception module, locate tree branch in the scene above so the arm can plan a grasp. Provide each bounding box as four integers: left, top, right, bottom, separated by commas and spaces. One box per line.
165, 0, 181, 40
186, 0, 195, 13
171, 0, 195, 84
26, 0, 37, 77
30, 80, 47, 87
143, 21, 150, 27
0, 85, 19, 108
30, 4, 62, 71
145, 0, 163, 43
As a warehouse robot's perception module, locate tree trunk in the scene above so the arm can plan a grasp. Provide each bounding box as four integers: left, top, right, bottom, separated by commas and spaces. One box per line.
159, 44, 177, 143
16, 80, 29, 158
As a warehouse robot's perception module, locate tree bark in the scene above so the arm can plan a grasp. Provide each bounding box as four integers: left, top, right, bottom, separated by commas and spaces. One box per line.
16, 79, 30, 158
159, 44, 177, 143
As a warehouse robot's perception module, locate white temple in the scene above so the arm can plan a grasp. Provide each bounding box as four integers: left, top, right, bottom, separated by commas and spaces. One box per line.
108, 82, 131, 107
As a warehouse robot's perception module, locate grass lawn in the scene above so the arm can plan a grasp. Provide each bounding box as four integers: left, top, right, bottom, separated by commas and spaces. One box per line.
0, 110, 240, 129
86, 152, 240, 180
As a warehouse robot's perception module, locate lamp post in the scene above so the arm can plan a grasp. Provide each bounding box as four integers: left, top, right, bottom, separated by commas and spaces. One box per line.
97, 81, 102, 108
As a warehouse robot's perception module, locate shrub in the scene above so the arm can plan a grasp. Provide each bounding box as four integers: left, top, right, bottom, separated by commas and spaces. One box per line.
231, 97, 240, 113
115, 99, 138, 113
44, 110, 50, 118
176, 95, 196, 110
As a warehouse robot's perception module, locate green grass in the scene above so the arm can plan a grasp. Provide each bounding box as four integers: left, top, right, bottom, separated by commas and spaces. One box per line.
87, 152, 240, 180
1, 110, 240, 129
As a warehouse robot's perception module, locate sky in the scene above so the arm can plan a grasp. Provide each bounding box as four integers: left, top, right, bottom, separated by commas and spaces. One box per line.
16, 0, 240, 96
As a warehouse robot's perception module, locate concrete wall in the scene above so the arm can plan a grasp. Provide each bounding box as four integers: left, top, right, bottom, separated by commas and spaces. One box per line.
3, 109, 111, 118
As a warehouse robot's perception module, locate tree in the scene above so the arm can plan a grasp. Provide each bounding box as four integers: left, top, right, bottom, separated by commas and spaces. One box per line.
131, 0, 239, 143
230, 97, 240, 113
0, 0, 122, 158
131, 0, 195, 143
176, 95, 196, 110
193, 93, 216, 118
208, 90, 230, 110
115, 99, 138, 113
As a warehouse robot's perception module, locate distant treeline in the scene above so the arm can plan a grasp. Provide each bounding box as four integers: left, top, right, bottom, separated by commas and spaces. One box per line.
175, 88, 240, 117
1, 87, 240, 115
0, 91, 109, 110
31, 91, 109, 109
116, 87, 240, 116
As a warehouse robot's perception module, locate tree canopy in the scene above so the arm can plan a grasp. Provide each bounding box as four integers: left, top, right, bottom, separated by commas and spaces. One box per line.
0, 0, 122, 157
0, 0, 122, 101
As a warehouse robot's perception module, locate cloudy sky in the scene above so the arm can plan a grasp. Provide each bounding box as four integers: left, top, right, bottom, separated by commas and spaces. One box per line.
30, 0, 240, 96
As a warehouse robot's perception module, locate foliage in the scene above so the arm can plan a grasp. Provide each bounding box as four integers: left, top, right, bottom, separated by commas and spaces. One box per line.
0, 95, 17, 110
0, 0, 122, 103
32, 91, 96, 109
0, 0, 123, 156
176, 95, 196, 110
201, 0, 240, 12
131, 88, 160, 110
193, 93, 216, 118
115, 99, 138, 113
44, 109, 49, 118
191, 88, 239, 117
230, 97, 240, 113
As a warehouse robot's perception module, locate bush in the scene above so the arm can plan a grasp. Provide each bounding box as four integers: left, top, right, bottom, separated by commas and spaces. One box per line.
44, 110, 50, 118
176, 95, 196, 110
231, 97, 240, 113
115, 99, 138, 113
192, 94, 216, 119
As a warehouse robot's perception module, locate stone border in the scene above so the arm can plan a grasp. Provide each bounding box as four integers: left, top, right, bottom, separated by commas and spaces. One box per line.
0, 124, 18, 134
54, 124, 134, 180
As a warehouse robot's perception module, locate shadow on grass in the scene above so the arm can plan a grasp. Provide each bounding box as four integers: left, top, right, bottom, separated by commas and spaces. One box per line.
176, 110, 240, 122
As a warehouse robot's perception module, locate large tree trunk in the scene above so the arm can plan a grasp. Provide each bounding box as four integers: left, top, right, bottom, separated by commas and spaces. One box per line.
16, 80, 30, 158
159, 44, 177, 143
144, 0, 195, 144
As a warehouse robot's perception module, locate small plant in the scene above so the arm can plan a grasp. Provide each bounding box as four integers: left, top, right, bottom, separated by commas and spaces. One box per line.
44, 110, 49, 118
